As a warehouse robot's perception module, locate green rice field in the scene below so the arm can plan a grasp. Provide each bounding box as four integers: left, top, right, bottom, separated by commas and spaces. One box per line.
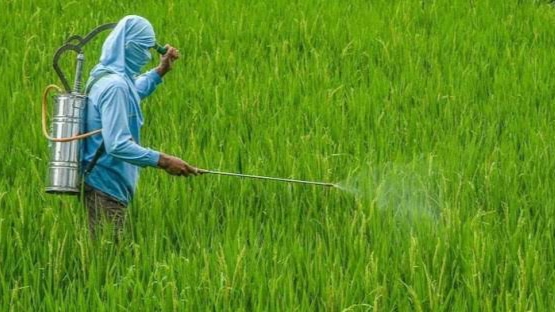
2, 0, 555, 310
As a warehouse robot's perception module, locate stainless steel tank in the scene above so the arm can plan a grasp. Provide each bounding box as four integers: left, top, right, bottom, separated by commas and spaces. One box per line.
45, 93, 86, 194
44, 24, 117, 195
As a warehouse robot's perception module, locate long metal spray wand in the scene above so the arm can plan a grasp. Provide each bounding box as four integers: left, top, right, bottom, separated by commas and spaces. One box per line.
198, 169, 337, 187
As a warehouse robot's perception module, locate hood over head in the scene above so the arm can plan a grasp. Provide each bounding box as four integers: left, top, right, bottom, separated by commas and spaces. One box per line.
92, 15, 156, 80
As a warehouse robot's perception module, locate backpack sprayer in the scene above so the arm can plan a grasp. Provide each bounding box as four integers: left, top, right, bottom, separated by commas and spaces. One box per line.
42, 23, 168, 195
42, 23, 335, 194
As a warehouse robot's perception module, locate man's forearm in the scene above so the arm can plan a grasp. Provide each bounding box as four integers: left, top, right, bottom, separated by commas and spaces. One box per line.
135, 69, 163, 99
155, 65, 170, 77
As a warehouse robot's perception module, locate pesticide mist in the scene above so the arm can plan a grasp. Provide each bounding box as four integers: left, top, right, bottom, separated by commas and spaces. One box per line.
337, 159, 442, 221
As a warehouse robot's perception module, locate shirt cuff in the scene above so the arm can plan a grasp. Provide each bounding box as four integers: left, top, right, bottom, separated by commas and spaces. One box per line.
146, 69, 163, 85
146, 150, 161, 167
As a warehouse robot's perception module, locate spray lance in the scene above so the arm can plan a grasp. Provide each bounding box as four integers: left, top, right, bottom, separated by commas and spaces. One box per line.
42, 23, 169, 195
196, 169, 336, 188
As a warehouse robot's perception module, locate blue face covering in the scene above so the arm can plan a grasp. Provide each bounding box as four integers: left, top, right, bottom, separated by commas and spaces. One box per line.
92, 15, 156, 80
125, 41, 152, 77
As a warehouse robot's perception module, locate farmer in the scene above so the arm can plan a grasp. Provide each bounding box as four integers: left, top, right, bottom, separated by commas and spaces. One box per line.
81, 15, 199, 238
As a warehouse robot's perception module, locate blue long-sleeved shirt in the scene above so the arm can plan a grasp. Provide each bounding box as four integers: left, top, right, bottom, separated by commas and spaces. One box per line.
81, 69, 162, 205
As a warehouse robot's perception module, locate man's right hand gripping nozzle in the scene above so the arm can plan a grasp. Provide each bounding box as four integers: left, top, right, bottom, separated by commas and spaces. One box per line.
158, 153, 200, 177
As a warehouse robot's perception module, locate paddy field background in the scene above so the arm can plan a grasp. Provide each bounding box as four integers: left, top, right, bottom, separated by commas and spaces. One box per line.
1, 0, 555, 310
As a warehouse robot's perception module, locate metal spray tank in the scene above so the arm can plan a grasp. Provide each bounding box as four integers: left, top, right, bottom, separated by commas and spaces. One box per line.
42, 23, 117, 195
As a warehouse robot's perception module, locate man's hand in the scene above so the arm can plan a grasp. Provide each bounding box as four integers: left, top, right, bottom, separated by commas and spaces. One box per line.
155, 44, 179, 77
158, 153, 199, 177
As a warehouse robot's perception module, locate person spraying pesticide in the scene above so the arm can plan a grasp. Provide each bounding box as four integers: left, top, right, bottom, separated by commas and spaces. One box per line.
80, 15, 203, 237
42, 15, 201, 238
42, 15, 335, 239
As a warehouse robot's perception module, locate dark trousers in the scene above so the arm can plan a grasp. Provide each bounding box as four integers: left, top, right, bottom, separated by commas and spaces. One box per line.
83, 184, 127, 239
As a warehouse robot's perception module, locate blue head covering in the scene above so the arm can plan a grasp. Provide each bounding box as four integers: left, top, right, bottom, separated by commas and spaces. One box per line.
91, 15, 156, 81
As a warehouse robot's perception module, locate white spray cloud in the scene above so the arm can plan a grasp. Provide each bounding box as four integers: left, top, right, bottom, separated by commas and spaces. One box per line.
336, 159, 443, 222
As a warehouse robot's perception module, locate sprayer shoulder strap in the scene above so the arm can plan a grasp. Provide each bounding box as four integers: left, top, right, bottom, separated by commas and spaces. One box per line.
82, 71, 114, 177
83, 143, 105, 177
84, 70, 115, 95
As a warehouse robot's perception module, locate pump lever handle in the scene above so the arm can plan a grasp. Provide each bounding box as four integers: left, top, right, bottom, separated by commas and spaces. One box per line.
53, 23, 117, 93
154, 43, 168, 55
